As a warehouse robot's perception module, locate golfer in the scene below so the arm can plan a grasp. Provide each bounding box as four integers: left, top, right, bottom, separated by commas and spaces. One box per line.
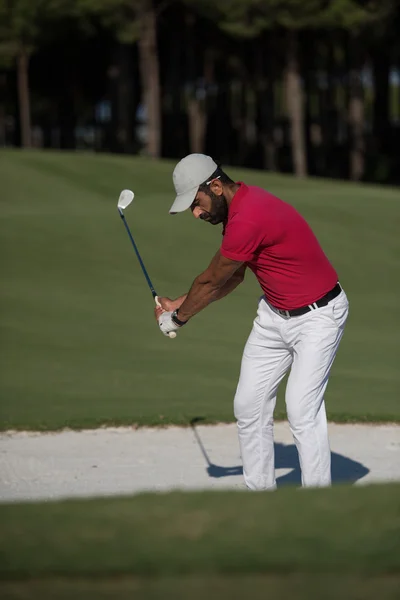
156, 153, 349, 490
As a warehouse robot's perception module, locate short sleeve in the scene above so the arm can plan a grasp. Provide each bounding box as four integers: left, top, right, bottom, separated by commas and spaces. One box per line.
220, 218, 263, 262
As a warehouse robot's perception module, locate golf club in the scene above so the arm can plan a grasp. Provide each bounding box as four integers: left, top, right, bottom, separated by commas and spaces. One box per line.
117, 189, 177, 339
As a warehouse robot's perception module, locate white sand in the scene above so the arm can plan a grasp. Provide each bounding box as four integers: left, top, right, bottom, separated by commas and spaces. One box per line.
0, 422, 399, 502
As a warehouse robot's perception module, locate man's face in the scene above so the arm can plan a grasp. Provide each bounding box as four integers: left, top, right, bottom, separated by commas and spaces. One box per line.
190, 179, 228, 225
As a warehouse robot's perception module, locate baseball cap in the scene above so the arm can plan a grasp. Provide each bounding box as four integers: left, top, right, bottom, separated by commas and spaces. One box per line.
169, 153, 218, 214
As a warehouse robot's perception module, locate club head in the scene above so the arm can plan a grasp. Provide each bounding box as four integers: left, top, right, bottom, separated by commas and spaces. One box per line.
117, 189, 134, 210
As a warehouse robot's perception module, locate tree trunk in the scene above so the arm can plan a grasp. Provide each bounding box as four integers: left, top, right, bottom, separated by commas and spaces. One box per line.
17, 48, 31, 148
138, 1, 161, 158
325, 34, 340, 177
261, 83, 277, 172
236, 78, 248, 165
185, 11, 210, 155
187, 98, 205, 153
0, 102, 5, 146
164, 13, 185, 158
348, 35, 365, 181
285, 30, 307, 177
59, 73, 77, 150
256, 35, 276, 171
213, 55, 231, 163
372, 48, 390, 152
111, 43, 135, 153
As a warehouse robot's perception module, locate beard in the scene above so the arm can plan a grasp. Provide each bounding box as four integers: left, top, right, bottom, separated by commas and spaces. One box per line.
199, 191, 229, 225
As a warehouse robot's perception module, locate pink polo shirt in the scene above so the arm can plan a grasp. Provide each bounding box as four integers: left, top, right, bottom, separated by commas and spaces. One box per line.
220, 183, 338, 310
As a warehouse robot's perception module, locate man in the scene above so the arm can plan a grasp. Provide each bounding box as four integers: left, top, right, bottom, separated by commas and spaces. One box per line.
156, 153, 349, 490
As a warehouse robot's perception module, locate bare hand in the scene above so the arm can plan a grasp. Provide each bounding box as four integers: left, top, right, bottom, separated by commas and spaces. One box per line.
157, 297, 183, 312
154, 296, 186, 324
154, 297, 174, 322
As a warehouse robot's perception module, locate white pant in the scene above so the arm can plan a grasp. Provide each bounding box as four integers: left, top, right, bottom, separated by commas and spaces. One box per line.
234, 289, 349, 490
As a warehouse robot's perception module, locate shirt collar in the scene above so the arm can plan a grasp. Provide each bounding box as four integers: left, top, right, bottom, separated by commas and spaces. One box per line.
222, 182, 248, 235
228, 182, 248, 216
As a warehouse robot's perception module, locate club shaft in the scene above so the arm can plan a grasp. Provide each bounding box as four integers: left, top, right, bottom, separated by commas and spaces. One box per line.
118, 209, 157, 298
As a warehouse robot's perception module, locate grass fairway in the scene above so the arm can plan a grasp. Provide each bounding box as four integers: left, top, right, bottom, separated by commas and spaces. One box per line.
0, 149, 399, 429
0, 484, 400, 599
2, 575, 400, 600
0, 484, 399, 575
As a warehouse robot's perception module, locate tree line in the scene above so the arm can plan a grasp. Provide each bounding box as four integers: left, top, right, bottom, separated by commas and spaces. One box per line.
1, 0, 399, 184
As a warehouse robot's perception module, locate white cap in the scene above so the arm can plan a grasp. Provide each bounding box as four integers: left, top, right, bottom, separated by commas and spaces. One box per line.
169, 154, 218, 214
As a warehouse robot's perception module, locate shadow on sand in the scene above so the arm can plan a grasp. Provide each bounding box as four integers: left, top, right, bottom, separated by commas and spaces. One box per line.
190, 417, 369, 487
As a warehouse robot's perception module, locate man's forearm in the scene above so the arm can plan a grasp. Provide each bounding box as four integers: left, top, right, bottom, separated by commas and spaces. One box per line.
173, 294, 187, 308
177, 275, 243, 321
173, 276, 241, 313
212, 275, 243, 302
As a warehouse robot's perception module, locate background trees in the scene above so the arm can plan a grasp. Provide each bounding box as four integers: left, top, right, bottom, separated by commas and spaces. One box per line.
1, 0, 399, 184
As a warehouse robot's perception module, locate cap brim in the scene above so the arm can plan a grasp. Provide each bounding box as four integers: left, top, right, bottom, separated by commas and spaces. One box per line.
169, 187, 197, 214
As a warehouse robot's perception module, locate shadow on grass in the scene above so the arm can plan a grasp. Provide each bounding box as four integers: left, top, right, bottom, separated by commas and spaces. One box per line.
190, 418, 369, 487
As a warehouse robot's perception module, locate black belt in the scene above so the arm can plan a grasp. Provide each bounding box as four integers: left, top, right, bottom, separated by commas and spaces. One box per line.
275, 283, 342, 318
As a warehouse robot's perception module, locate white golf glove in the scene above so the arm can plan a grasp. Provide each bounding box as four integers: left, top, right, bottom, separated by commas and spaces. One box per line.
158, 310, 186, 337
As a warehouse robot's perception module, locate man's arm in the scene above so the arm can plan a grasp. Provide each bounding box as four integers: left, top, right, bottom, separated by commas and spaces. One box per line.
176, 251, 244, 322
212, 263, 246, 301
159, 264, 246, 312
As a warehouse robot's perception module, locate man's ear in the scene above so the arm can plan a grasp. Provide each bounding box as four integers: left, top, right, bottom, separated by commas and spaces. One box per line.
209, 178, 223, 196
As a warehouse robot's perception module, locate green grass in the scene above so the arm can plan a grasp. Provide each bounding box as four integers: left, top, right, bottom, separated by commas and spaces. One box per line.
1, 149, 399, 429
1, 485, 400, 600
2, 575, 400, 600
0, 484, 399, 581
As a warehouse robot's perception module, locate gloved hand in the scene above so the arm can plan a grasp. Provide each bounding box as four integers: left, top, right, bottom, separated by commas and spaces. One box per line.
158, 310, 182, 338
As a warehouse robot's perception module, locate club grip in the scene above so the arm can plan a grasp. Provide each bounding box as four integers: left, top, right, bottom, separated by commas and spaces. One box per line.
155, 296, 177, 339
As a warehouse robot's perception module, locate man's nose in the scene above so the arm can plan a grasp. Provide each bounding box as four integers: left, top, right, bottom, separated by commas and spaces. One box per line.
193, 207, 203, 219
